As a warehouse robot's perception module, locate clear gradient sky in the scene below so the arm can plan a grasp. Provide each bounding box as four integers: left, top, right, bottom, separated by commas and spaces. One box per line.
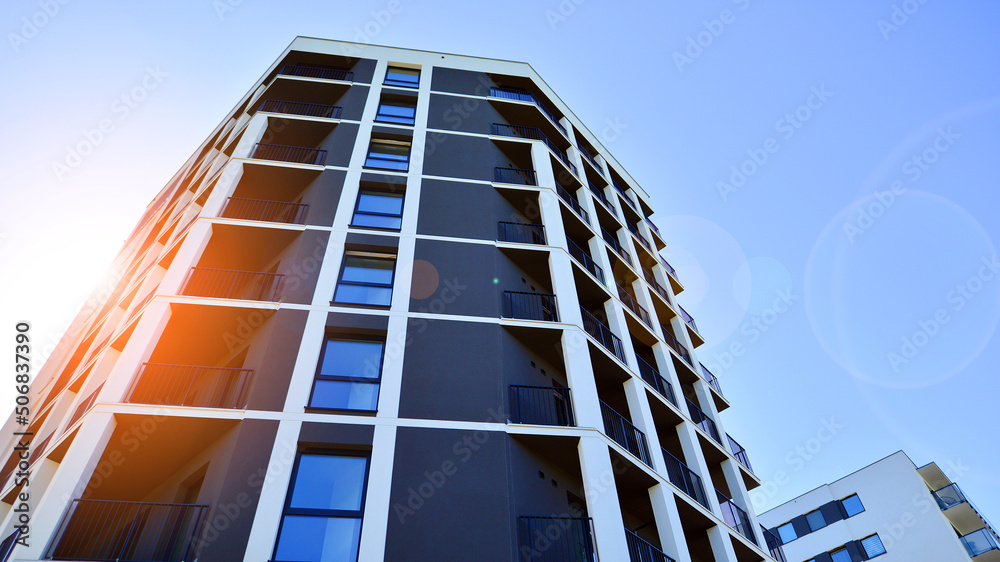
1, 0, 998, 523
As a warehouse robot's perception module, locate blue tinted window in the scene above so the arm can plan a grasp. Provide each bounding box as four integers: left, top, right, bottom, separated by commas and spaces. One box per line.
830, 548, 851, 562
311, 338, 384, 411
334, 284, 392, 306
385, 66, 419, 87
376, 101, 416, 125
353, 190, 404, 230
311, 380, 380, 411
334, 255, 395, 307
841, 494, 865, 517
289, 455, 367, 511
318, 339, 382, 379
861, 534, 887, 557
806, 509, 827, 531
777, 522, 797, 544
274, 515, 361, 562
364, 140, 410, 171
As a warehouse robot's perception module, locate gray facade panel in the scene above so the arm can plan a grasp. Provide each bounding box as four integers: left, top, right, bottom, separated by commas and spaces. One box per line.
416, 179, 498, 240
299, 422, 375, 447
301, 169, 347, 227
422, 133, 509, 182
244, 309, 309, 411
426, 93, 505, 134
430, 67, 495, 96
319, 122, 360, 168
409, 238, 499, 318
278, 230, 329, 304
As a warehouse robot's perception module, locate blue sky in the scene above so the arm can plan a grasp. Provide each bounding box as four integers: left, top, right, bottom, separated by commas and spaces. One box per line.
1, 0, 998, 523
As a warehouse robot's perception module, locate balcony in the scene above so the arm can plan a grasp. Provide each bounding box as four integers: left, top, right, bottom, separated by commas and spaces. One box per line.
661, 448, 709, 508
259, 99, 343, 119
489, 87, 568, 136
727, 434, 753, 473
517, 516, 596, 562
643, 268, 671, 304
498, 221, 547, 245
566, 238, 605, 284
625, 527, 675, 562
490, 123, 576, 176
67, 382, 105, 429
601, 226, 633, 267
180, 267, 285, 301
762, 526, 788, 562
508, 385, 575, 426
627, 222, 652, 252
717, 490, 757, 545
635, 355, 676, 406
250, 142, 327, 166
613, 180, 638, 211
677, 304, 704, 346
934, 483, 994, 535
587, 179, 616, 216
502, 291, 559, 322
659, 256, 683, 293
556, 184, 590, 224
661, 327, 692, 366
278, 64, 353, 82
600, 401, 652, 466
219, 197, 309, 224
962, 528, 1000, 560
580, 307, 627, 363
46, 499, 208, 562
617, 283, 652, 327
700, 363, 724, 396
578, 147, 605, 176
494, 165, 538, 186
124, 363, 255, 409
685, 398, 721, 444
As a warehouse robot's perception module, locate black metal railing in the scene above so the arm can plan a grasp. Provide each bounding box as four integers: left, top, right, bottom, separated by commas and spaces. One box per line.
180, 268, 284, 301
678, 304, 699, 333
600, 401, 652, 466
490, 123, 576, 175
494, 166, 538, 186
0, 528, 20, 561
727, 434, 753, 473
700, 363, 724, 396
617, 283, 652, 326
659, 256, 677, 278
625, 527, 675, 562
517, 516, 596, 562
662, 449, 709, 508
250, 142, 327, 166
566, 238, 605, 284
498, 221, 547, 245
278, 64, 354, 82
602, 226, 633, 267
67, 383, 105, 429
636, 356, 676, 406
259, 99, 343, 119
578, 147, 604, 176
509, 385, 575, 426
125, 363, 255, 409
580, 307, 626, 362
686, 398, 722, 443
645, 217, 662, 237
47, 499, 208, 562
661, 328, 692, 365
220, 197, 309, 224
556, 184, 590, 224
27, 432, 53, 466
489, 87, 568, 136
717, 491, 757, 545
643, 269, 671, 303
762, 526, 788, 562
627, 222, 652, 251
587, 180, 616, 215
503, 291, 559, 322
613, 180, 638, 210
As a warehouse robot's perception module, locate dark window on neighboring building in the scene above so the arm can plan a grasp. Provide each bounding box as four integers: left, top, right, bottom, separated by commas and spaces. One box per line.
806, 509, 827, 531
384, 66, 419, 88
273, 452, 369, 562
830, 548, 851, 562
364, 139, 411, 171
309, 337, 384, 411
375, 99, 416, 125
841, 494, 865, 517
333, 253, 396, 307
352, 189, 404, 230
777, 522, 797, 544
861, 534, 887, 557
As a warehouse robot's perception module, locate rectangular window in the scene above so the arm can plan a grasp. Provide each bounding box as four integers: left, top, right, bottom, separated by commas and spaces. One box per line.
375, 99, 416, 125
352, 189, 404, 230
334, 253, 396, 307
841, 494, 865, 517
384, 66, 419, 88
273, 452, 369, 562
364, 139, 411, 171
777, 522, 797, 544
806, 509, 827, 531
861, 534, 887, 557
309, 337, 383, 411
830, 548, 851, 562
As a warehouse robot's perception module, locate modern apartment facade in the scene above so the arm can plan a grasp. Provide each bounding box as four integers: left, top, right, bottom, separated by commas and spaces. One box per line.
0, 38, 784, 562
759, 451, 999, 562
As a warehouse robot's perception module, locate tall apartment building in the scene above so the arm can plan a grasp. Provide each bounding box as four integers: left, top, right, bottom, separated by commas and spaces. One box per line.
759, 451, 999, 562
0, 38, 785, 562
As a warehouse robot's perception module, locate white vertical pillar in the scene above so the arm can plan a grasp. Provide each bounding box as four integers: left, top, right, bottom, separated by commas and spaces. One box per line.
623, 378, 664, 472
578, 437, 629, 560
708, 523, 739, 562
357, 425, 396, 561
561, 331, 600, 429
281, 310, 330, 413
242, 419, 301, 562
649, 484, 692, 562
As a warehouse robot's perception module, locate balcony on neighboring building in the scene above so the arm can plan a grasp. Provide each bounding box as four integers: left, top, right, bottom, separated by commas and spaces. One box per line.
762, 525, 788, 562
258, 99, 343, 119
516, 516, 596, 562
46, 499, 208, 562
180, 267, 285, 302
600, 400, 652, 467
494, 166, 538, 186
727, 434, 753, 474
490, 123, 577, 176
567, 238, 605, 284
625, 527, 676, 562
502, 291, 559, 322
661, 448, 709, 508
498, 221, 547, 245
580, 307, 627, 363
508, 385, 575, 426
219, 197, 310, 225
961, 528, 1000, 561
278, 64, 354, 82
716, 490, 757, 546
933, 483, 998, 537
250, 142, 328, 166
685, 398, 721, 444
124, 363, 255, 409
489, 86, 568, 136
636, 355, 676, 406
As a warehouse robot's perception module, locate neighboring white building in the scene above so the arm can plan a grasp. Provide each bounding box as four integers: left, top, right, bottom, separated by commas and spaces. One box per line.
759, 451, 999, 562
